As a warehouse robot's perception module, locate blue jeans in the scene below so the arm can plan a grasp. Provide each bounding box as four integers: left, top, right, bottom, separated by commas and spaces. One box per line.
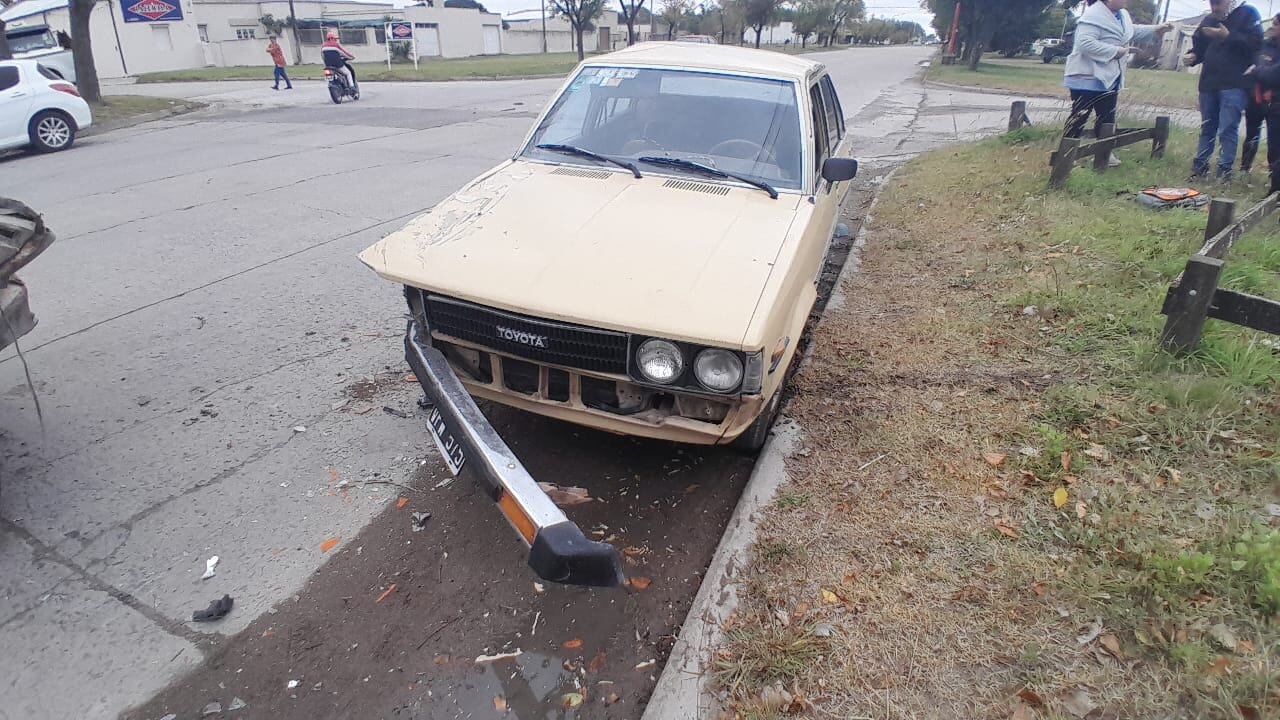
272, 66, 291, 88
1195, 88, 1249, 177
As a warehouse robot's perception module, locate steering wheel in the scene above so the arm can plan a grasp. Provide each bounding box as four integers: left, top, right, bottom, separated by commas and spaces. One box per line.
709, 139, 777, 165
620, 137, 666, 155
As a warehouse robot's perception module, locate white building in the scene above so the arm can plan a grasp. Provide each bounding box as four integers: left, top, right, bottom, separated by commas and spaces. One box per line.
743, 21, 796, 46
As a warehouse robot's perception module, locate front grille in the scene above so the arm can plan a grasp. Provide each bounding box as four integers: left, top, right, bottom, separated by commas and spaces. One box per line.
425, 295, 629, 374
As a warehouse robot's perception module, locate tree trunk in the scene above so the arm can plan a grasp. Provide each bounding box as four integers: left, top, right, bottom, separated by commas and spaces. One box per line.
575, 26, 585, 60
801, 35, 806, 48
68, 0, 102, 103
626, 19, 635, 45
754, 26, 761, 48
967, 41, 984, 70
0, 20, 11, 61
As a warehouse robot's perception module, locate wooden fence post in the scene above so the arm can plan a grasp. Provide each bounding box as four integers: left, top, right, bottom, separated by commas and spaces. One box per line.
1152, 116, 1170, 159
1008, 101, 1028, 132
1204, 198, 1237, 242
1093, 123, 1116, 173
1050, 138, 1079, 189
1160, 255, 1225, 353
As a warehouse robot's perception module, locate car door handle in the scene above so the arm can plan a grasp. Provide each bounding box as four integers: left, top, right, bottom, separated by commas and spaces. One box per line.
10, 91, 27, 97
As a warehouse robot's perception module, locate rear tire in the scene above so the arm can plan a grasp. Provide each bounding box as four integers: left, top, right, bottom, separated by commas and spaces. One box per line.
28, 111, 75, 153
329, 85, 342, 104
731, 386, 783, 454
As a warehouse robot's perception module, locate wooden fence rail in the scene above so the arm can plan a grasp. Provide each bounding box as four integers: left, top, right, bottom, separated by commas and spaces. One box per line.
1160, 196, 1280, 352
1048, 116, 1170, 189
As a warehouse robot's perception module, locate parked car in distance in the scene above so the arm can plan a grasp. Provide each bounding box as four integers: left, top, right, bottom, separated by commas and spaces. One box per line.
4, 24, 76, 82
1042, 35, 1073, 63
359, 43, 858, 586
0, 59, 92, 153
677, 34, 717, 44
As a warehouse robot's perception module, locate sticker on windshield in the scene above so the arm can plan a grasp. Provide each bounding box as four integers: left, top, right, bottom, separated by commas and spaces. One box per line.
602, 78, 622, 87
615, 69, 639, 79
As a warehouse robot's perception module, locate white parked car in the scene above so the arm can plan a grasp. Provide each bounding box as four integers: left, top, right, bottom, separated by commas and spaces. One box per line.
0, 59, 92, 153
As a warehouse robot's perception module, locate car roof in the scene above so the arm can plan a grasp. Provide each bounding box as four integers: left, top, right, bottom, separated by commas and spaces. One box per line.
0, 59, 42, 69
584, 42, 824, 82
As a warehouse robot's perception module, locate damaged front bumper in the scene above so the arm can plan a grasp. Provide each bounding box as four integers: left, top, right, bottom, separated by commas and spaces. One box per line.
404, 320, 624, 587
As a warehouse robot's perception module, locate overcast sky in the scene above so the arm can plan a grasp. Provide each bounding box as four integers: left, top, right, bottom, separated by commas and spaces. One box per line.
471, 0, 937, 27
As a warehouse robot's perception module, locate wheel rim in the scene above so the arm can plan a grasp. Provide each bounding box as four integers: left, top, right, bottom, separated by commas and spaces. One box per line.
37, 117, 70, 147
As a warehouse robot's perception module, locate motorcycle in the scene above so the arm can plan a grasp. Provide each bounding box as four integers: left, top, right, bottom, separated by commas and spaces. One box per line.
324, 65, 359, 104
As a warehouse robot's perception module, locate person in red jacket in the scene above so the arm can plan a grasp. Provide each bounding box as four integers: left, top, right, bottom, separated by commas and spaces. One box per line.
266, 36, 292, 90
322, 32, 357, 89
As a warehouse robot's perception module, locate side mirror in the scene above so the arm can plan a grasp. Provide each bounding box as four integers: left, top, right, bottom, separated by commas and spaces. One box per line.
821, 157, 858, 183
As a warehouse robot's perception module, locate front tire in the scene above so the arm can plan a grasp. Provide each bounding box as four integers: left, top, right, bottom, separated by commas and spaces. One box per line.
28, 111, 75, 153
329, 84, 343, 104
731, 386, 783, 454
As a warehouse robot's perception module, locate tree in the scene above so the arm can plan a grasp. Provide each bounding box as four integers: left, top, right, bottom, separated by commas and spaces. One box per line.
550, 0, 606, 60
0, 0, 11, 61
259, 13, 288, 36
922, 0, 1054, 69
444, 0, 489, 10
618, 0, 645, 44
68, 0, 101, 103
741, 0, 781, 47
791, 0, 827, 48
659, 0, 688, 40
823, 0, 863, 46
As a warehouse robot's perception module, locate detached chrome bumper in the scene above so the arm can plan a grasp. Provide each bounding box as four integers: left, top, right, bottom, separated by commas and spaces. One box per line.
405, 321, 624, 587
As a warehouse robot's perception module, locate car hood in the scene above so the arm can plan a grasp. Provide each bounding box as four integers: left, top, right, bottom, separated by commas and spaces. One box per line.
358, 161, 801, 348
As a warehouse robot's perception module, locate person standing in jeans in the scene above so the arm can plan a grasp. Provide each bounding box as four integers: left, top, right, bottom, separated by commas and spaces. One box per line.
1243, 14, 1280, 191
1062, 0, 1172, 167
267, 36, 293, 91
1186, 0, 1262, 180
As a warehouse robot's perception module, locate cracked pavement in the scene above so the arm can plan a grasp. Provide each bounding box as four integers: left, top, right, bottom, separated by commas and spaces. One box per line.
0, 46, 1016, 719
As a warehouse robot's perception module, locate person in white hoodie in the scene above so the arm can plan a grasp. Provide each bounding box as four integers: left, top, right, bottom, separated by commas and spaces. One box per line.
1062, 0, 1172, 164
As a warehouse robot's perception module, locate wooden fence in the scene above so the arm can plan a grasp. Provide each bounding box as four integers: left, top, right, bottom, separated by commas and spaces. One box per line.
1160, 196, 1280, 353
1048, 117, 1171, 189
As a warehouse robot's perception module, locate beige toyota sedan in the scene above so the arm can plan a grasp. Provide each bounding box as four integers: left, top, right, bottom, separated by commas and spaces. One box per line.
359, 43, 856, 586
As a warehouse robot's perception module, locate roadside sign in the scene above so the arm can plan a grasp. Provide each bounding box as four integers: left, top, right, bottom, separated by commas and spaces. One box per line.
384, 20, 418, 70
122, 0, 183, 22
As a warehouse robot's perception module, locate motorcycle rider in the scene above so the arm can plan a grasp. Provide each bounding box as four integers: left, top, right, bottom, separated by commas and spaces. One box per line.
321, 31, 357, 90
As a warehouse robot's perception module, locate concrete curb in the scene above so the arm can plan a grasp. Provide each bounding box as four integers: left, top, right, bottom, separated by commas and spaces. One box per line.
83, 102, 206, 137
643, 170, 902, 720
641, 420, 799, 720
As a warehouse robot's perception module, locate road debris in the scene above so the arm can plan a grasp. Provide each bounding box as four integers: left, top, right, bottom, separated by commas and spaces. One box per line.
475, 650, 522, 665
376, 584, 397, 604
201, 701, 222, 716
227, 697, 247, 711
561, 693, 584, 709
493, 696, 508, 712
286, 680, 299, 689
434, 477, 454, 490
396, 497, 410, 509
382, 406, 410, 419
292, 426, 307, 433
533, 582, 545, 594
201, 555, 219, 580
562, 638, 584, 650
531, 610, 541, 636
625, 577, 652, 591
411, 512, 431, 532
538, 482, 592, 506
634, 659, 656, 671
320, 537, 341, 553
192, 595, 233, 622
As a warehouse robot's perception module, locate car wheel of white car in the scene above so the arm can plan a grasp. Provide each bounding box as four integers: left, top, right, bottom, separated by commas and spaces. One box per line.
731, 385, 784, 454
29, 111, 76, 153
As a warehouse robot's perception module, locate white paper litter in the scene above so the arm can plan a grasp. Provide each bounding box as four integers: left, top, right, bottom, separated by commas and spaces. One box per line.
201, 556, 219, 580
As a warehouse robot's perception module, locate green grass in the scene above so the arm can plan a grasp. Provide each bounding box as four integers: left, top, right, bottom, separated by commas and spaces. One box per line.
137, 53, 589, 83
90, 95, 202, 123
929, 56, 1199, 109
879, 125, 1279, 717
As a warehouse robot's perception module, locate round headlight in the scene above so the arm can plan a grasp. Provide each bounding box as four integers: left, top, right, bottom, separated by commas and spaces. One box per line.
694, 349, 743, 392
637, 339, 683, 384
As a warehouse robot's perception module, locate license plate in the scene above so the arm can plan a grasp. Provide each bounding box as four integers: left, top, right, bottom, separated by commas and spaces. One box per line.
426, 407, 466, 475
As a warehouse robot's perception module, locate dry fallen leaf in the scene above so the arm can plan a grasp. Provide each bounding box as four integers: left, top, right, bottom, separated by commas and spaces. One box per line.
403, 373, 418, 383
396, 497, 410, 509
994, 519, 1021, 539
622, 546, 646, 558
1083, 443, 1111, 463
1099, 633, 1122, 659
562, 638, 584, 651
984, 452, 1007, 468
493, 696, 508, 712
1053, 487, 1069, 509
320, 537, 340, 553
1011, 704, 1034, 720
626, 577, 652, 591
821, 589, 840, 604
588, 650, 607, 674
1061, 451, 1072, 472
538, 482, 592, 506
1207, 657, 1231, 677
634, 659, 656, 671
1017, 688, 1046, 708
606, 692, 621, 705
561, 693, 584, 709
433, 654, 450, 666
375, 584, 397, 604
1060, 687, 1097, 718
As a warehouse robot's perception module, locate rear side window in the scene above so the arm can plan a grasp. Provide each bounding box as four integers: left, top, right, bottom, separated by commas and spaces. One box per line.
37, 64, 63, 81
809, 83, 829, 177
819, 75, 844, 143
0, 67, 19, 92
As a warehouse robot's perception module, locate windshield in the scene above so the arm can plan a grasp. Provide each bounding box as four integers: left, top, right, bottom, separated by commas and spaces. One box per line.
8, 29, 58, 55
522, 66, 804, 191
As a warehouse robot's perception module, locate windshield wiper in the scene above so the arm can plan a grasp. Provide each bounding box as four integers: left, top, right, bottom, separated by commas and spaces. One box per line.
637, 156, 778, 199
535, 144, 641, 178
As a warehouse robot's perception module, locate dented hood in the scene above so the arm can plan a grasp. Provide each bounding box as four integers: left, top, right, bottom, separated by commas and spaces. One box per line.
358, 161, 801, 348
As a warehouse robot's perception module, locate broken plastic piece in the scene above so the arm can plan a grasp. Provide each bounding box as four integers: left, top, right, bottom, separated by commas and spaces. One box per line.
227, 697, 247, 711
201, 701, 222, 716
411, 512, 431, 532
192, 595, 233, 622
286, 679, 299, 689
475, 650, 522, 664
383, 406, 410, 419
201, 555, 219, 580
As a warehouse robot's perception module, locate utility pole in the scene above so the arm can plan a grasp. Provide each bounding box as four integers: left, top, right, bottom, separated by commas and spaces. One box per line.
944, 1, 961, 61
1161, 0, 1172, 23
287, 0, 301, 64
541, 0, 547, 52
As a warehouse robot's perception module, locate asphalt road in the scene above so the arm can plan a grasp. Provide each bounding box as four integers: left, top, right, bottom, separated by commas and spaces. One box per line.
0, 45, 935, 720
